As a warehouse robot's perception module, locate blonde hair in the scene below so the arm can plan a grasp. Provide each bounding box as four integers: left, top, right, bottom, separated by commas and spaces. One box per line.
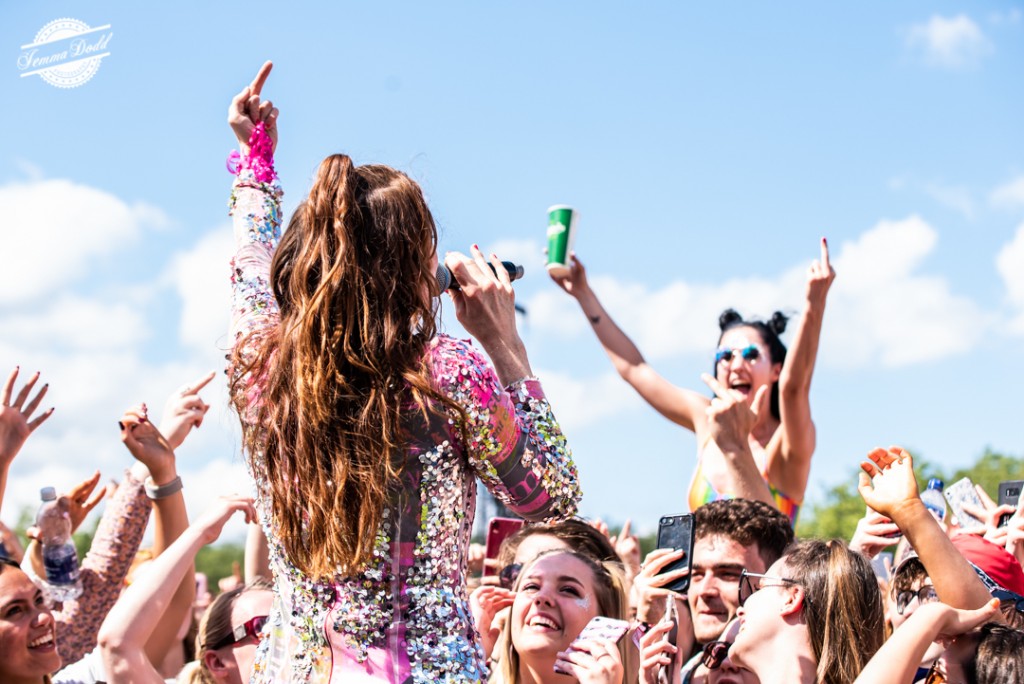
490, 550, 628, 683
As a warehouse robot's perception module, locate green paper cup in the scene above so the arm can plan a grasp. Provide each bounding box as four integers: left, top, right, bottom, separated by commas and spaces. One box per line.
546, 205, 578, 277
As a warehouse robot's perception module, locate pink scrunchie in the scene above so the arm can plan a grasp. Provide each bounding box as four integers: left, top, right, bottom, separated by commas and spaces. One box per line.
226, 121, 277, 184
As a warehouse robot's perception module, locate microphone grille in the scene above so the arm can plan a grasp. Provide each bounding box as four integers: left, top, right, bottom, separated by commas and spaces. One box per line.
434, 265, 451, 293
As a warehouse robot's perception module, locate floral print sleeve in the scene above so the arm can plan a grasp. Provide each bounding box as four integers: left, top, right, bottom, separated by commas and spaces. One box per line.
431, 336, 581, 521
54, 469, 152, 665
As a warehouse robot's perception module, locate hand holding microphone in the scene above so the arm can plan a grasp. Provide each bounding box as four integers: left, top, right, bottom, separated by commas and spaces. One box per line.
435, 260, 524, 293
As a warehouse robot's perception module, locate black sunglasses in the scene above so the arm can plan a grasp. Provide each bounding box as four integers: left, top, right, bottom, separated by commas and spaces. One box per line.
499, 563, 522, 590
702, 640, 730, 670
208, 615, 269, 651
895, 585, 938, 615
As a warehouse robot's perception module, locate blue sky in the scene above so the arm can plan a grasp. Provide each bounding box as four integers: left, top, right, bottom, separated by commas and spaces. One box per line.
2, 3, 1023, 538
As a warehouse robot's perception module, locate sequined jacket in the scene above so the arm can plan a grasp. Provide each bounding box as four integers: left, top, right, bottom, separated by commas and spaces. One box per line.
228, 168, 581, 683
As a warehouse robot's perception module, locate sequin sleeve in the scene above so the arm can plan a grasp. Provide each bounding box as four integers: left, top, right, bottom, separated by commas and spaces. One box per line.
434, 336, 580, 521
54, 469, 152, 665
228, 166, 282, 411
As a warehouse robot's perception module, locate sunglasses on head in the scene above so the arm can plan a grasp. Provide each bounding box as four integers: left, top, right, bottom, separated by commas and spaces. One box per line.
207, 615, 268, 651
499, 563, 522, 590
714, 344, 763, 366
701, 640, 730, 670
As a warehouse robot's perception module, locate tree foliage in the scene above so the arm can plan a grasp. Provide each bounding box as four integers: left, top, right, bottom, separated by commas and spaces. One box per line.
797, 448, 1024, 542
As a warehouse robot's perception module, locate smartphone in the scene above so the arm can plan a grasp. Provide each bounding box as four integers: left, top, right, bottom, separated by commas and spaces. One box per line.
656, 513, 695, 594
998, 480, 1024, 527
871, 551, 894, 581
570, 616, 630, 647
484, 517, 525, 577
944, 478, 986, 533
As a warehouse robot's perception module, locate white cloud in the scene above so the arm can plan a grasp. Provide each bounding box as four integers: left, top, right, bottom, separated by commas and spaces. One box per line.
906, 15, 993, 69
164, 227, 235, 355
536, 370, 646, 432
991, 176, 1024, 210
996, 223, 1024, 334
0, 179, 169, 303
4, 296, 149, 351
524, 216, 986, 370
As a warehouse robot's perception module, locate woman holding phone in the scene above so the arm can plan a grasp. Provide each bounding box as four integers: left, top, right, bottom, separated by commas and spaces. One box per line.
550, 242, 835, 524
225, 63, 580, 683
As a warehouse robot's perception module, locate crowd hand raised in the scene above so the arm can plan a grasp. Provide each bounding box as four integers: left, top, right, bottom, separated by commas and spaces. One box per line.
469, 584, 515, 658
849, 507, 901, 559
549, 253, 590, 299
444, 246, 520, 348
959, 485, 1014, 547
638, 620, 680, 684
609, 519, 642, 579
194, 495, 257, 546
160, 372, 215, 451
555, 638, 623, 684
1002, 497, 1024, 566
701, 374, 768, 453
806, 237, 836, 306
857, 446, 920, 523
929, 598, 1001, 643
64, 470, 108, 533
228, 61, 278, 154
0, 368, 54, 468
119, 404, 176, 483
632, 548, 689, 625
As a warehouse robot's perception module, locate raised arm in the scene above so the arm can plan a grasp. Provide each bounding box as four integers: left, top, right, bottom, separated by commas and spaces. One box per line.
768, 238, 834, 499
98, 496, 257, 684
550, 255, 708, 431
227, 62, 282, 379
858, 447, 995, 614
442, 247, 581, 521
853, 600, 999, 684
0, 368, 53, 513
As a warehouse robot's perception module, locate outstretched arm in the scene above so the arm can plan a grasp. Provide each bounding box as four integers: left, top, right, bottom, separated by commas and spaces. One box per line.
550, 255, 708, 431
768, 238, 834, 500
858, 447, 995, 614
0, 368, 53, 513
853, 600, 999, 684
99, 497, 257, 684
443, 247, 581, 521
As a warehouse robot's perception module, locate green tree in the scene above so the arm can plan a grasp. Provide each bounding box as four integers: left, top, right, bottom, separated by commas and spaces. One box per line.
797, 448, 1024, 542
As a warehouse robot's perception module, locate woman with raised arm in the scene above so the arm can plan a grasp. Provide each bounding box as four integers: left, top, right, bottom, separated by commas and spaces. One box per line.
225, 63, 580, 683
550, 244, 834, 523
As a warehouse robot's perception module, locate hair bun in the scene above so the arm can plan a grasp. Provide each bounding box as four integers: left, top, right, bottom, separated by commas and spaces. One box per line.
719, 309, 743, 331
768, 311, 789, 335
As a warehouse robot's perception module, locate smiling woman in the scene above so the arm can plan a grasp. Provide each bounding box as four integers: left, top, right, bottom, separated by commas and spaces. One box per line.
491, 549, 628, 684
0, 558, 62, 684
550, 240, 836, 525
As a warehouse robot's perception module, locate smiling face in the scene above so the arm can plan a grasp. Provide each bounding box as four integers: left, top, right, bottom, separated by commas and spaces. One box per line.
510, 553, 601, 660
688, 534, 767, 644
205, 588, 274, 684
0, 567, 61, 682
715, 327, 781, 406
730, 557, 800, 674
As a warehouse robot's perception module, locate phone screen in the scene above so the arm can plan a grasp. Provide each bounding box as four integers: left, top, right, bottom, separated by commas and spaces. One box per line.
656, 514, 695, 594
484, 517, 525, 577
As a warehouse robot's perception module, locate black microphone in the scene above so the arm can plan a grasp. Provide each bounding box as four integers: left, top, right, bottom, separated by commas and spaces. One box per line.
435, 261, 525, 293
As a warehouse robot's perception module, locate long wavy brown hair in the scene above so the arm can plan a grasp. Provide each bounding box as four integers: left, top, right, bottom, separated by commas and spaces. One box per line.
231, 154, 462, 579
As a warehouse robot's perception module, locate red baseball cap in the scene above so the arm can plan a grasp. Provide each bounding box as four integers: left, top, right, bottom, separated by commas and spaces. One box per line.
952, 534, 1024, 596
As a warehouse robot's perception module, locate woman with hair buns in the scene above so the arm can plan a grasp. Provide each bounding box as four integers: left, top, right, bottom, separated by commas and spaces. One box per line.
225, 63, 580, 683
551, 243, 834, 523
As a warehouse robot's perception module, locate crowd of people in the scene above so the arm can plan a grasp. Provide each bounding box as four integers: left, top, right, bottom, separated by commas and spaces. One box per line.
1, 60, 1023, 683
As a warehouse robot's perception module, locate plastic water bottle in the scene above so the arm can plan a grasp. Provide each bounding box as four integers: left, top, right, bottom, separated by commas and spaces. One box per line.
920, 478, 946, 523
36, 487, 82, 601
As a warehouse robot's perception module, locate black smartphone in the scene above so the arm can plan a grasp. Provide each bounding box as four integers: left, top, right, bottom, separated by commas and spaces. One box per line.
656, 513, 695, 594
998, 480, 1024, 527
